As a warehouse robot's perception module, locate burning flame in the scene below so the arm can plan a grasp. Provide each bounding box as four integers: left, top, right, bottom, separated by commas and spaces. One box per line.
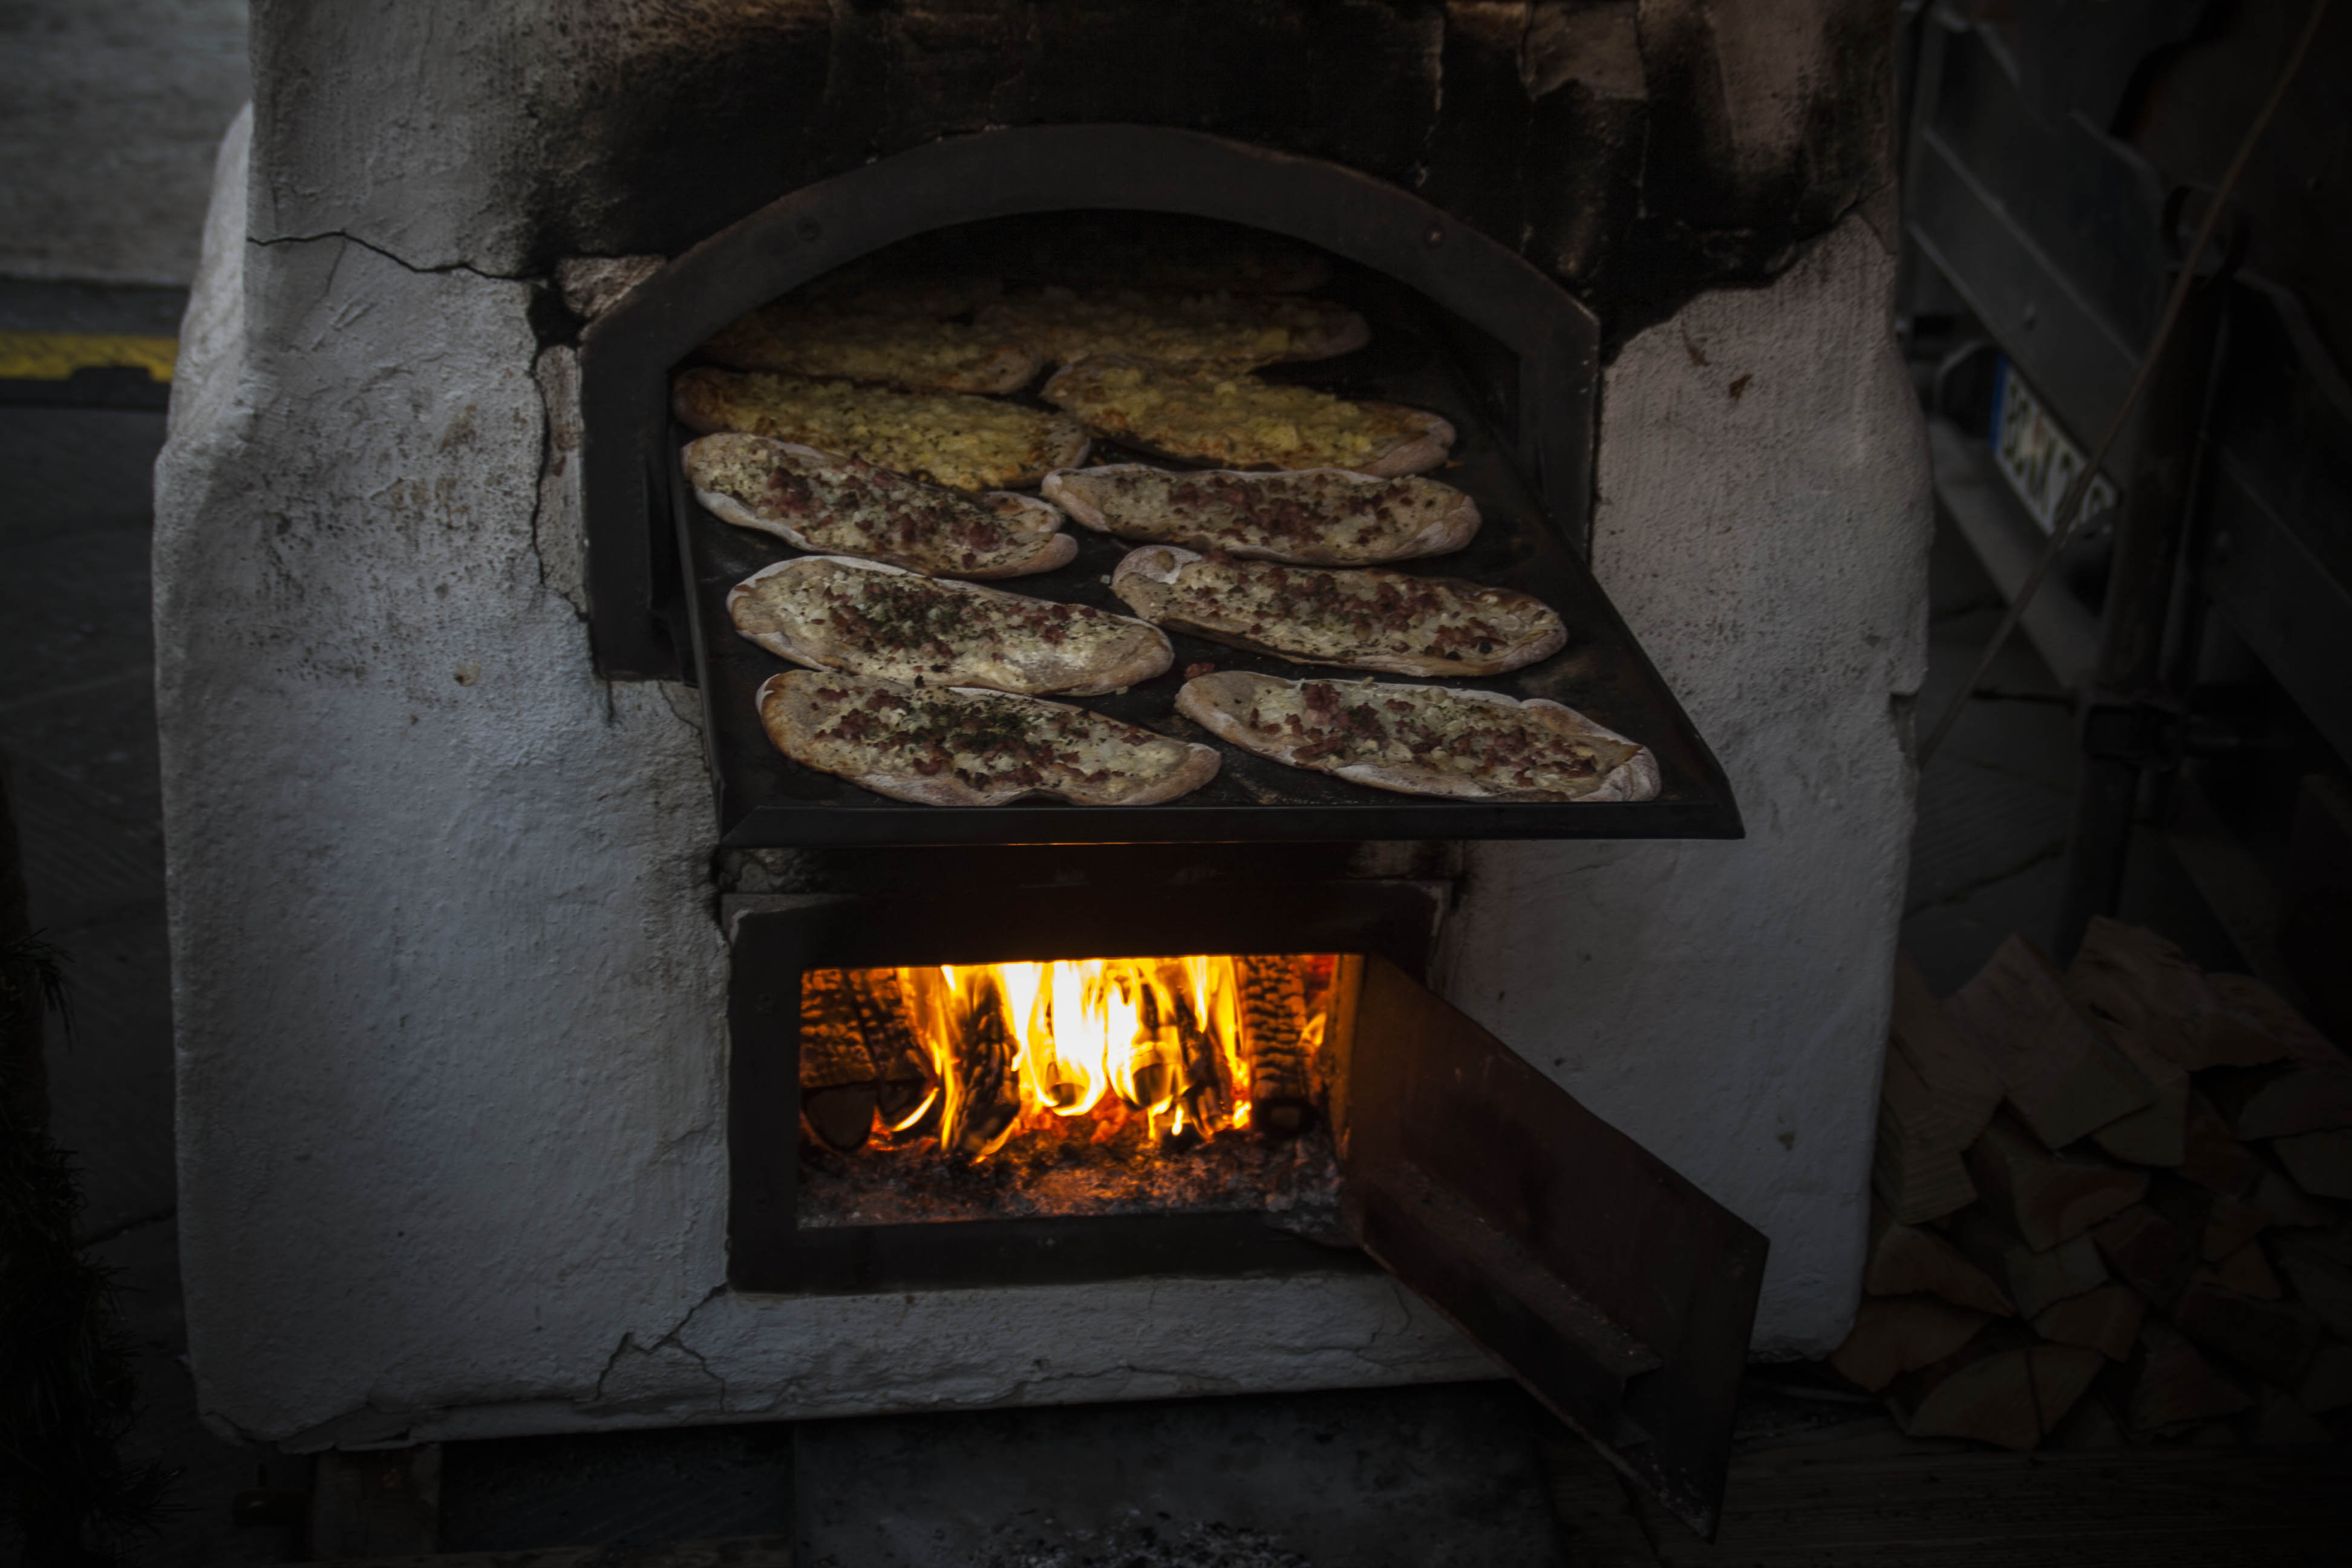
803, 954, 1336, 1163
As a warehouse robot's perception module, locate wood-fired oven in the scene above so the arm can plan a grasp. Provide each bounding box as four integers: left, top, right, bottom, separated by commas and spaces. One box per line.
554, 126, 1764, 1530
155, 4, 1921, 1547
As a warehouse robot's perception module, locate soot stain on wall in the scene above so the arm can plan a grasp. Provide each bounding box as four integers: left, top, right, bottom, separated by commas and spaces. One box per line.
516, 1, 1892, 356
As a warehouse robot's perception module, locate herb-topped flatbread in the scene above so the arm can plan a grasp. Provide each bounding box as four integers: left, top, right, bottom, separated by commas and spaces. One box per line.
674, 368, 1088, 491
759, 671, 1221, 807
700, 302, 1040, 394
1111, 547, 1564, 678
1176, 673, 1658, 802
1040, 356, 1452, 475
978, 287, 1367, 370
1042, 465, 1478, 564
683, 434, 1075, 578
730, 556, 1171, 696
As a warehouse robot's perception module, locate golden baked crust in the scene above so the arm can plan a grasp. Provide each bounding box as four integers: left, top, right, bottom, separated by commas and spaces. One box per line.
978, 287, 1367, 370
682, 434, 1074, 578
1175, 673, 1658, 802
730, 555, 1171, 696
1040, 356, 1452, 475
1042, 464, 1478, 564
759, 670, 1220, 807
674, 368, 1087, 491
700, 300, 1039, 394
1111, 547, 1564, 678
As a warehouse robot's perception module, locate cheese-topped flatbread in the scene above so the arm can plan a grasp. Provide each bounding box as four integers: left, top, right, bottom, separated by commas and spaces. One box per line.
1112, 547, 1564, 678
1042, 465, 1478, 564
731, 556, 1172, 696
978, 287, 1368, 370
1040, 356, 1452, 475
1177, 673, 1658, 802
700, 302, 1040, 394
674, 368, 1088, 491
760, 671, 1220, 807
683, 434, 1076, 578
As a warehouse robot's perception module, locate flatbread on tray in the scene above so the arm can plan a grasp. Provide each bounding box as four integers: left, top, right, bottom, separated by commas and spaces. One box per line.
978, 287, 1368, 370
1111, 547, 1564, 678
683, 434, 1075, 578
731, 555, 1172, 696
759, 670, 1220, 807
1043, 465, 1478, 564
1176, 672, 1659, 802
1040, 356, 1452, 475
674, 367, 1088, 491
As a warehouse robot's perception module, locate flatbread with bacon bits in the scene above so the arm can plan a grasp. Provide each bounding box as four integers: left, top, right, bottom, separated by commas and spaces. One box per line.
673, 368, 1088, 491
730, 556, 1171, 696
1177, 673, 1658, 803
683, 434, 1076, 578
1111, 547, 1564, 678
978, 287, 1368, 370
759, 671, 1221, 808
1042, 465, 1478, 564
699, 302, 1040, 394
1040, 356, 1452, 475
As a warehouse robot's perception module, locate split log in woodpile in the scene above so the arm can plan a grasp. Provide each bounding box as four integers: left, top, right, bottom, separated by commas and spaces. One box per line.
1832, 921, 2351, 1449
1884, 1325, 2105, 1449
1872, 956, 2005, 1224
1965, 1112, 2146, 1250
2030, 1283, 2146, 1361
1945, 935, 2155, 1150
1862, 1204, 2014, 1314
1949, 1207, 2108, 1319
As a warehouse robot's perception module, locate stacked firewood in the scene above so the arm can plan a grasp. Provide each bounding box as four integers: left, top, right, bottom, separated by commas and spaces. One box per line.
1834, 918, 2352, 1449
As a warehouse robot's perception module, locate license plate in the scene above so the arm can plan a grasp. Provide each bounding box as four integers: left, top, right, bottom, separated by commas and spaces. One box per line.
1989, 359, 2118, 535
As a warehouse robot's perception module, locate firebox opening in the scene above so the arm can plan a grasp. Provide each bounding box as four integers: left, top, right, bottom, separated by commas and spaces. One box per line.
795, 953, 1347, 1230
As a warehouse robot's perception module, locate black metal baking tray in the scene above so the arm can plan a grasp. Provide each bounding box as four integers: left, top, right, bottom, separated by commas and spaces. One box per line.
668, 281, 1741, 849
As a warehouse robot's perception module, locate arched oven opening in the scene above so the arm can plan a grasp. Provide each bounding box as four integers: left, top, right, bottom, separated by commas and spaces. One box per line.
577, 125, 1737, 847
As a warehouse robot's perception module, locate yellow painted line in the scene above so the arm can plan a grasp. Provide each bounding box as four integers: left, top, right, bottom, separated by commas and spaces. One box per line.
0, 330, 177, 383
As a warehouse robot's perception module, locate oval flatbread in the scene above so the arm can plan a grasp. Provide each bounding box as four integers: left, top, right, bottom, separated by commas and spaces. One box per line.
673, 367, 1088, 491
1040, 356, 1452, 476
701, 302, 1040, 394
760, 671, 1220, 808
731, 556, 1172, 696
1042, 465, 1477, 564
978, 287, 1368, 370
1176, 673, 1658, 803
1112, 547, 1564, 678
683, 434, 1076, 579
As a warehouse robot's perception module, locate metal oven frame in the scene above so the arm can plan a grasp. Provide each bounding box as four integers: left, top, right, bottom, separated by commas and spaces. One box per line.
578, 123, 1742, 848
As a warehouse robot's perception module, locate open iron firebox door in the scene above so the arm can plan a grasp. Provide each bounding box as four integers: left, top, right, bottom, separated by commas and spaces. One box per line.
730, 888, 1765, 1541
1333, 955, 1766, 1541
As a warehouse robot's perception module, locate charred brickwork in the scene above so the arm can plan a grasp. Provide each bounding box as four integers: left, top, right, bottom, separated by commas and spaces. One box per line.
249, 0, 1895, 356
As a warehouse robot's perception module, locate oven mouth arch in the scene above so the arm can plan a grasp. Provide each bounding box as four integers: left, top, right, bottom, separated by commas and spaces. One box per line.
577, 122, 1602, 682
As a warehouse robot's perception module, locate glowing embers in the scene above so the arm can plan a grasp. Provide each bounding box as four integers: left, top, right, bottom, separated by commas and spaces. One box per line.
795, 955, 1343, 1227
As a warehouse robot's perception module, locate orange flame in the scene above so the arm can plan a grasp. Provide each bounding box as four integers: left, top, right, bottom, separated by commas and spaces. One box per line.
805, 954, 1336, 1163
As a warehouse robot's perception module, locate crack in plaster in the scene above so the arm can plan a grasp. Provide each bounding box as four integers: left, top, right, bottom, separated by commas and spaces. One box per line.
528, 345, 591, 624
589, 1285, 731, 1410
250, 229, 542, 286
